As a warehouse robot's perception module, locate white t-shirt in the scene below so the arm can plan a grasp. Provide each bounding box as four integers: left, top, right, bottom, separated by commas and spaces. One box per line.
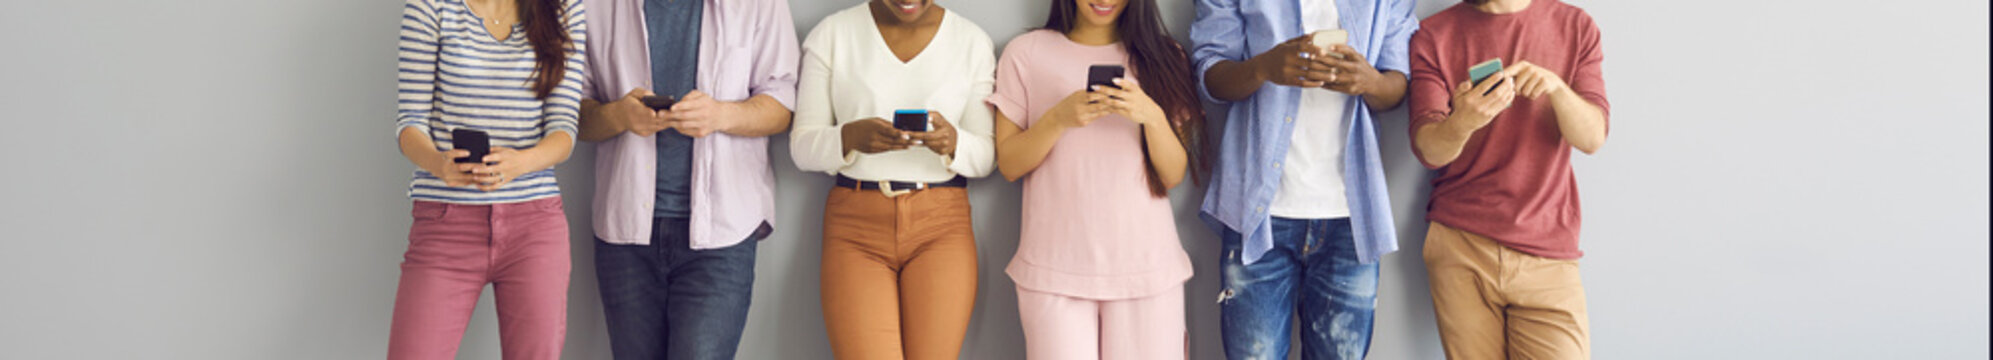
1270, 0, 1354, 219
789, 5, 998, 183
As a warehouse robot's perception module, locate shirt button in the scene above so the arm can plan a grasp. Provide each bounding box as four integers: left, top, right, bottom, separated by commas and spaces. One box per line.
1273, 161, 1282, 169
1256, 206, 1265, 213
1285, 117, 1294, 123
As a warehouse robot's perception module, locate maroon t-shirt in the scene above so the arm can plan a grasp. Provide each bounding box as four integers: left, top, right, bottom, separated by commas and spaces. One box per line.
1407, 0, 1610, 259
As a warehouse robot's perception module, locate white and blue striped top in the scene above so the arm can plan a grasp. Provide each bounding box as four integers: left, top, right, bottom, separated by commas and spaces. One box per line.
397, 0, 587, 204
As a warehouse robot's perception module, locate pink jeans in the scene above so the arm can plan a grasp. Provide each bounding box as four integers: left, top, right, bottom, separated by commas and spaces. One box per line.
387, 197, 571, 360
1016, 285, 1187, 360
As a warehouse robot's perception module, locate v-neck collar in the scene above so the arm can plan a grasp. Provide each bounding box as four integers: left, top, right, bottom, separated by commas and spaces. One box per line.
864, 7, 950, 66
462, 0, 525, 43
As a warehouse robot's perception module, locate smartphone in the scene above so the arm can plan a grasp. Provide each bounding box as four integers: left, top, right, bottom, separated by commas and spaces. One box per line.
450, 128, 491, 164
893, 109, 930, 132
1087, 65, 1125, 92
640, 95, 679, 111
1309, 30, 1349, 59
1468, 58, 1505, 93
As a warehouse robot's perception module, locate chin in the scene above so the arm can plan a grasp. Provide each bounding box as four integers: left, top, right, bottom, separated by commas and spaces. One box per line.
1079, 16, 1115, 28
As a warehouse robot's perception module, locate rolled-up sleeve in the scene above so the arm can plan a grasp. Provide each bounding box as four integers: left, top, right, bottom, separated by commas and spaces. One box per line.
1373, 0, 1419, 75
749, 0, 801, 110
1569, 11, 1610, 136
1406, 30, 1451, 169
986, 37, 1032, 127
1189, 0, 1246, 105
396, 0, 442, 137
578, 0, 613, 102
540, 0, 588, 140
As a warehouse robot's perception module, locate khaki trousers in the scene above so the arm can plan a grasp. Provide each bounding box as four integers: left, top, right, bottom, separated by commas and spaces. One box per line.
1423, 222, 1590, 360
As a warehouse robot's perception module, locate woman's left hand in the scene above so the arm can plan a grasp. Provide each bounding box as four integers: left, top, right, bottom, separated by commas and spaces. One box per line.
472, 147, 537, 192
1091, 78, 1169, 127
907, 111, 958, 157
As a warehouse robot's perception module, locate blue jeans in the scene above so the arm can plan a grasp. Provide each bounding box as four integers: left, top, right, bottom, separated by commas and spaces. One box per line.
595, 217, 759, 360
1219, 217, 1380, 360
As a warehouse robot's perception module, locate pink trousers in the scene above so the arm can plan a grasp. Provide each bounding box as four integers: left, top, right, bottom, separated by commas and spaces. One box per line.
387, 197, 571, 360
1016, 285, 1187, 360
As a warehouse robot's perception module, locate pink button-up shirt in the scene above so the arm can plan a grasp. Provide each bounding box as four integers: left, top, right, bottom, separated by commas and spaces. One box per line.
580, 0, 799, 249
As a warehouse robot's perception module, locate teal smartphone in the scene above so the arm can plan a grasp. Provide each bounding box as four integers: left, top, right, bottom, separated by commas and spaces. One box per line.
1468, 58, 1503, 85
1467, 58, 1504, 95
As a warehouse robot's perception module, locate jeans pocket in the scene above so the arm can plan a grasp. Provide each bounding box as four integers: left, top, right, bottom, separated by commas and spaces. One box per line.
411, 201, 449, 222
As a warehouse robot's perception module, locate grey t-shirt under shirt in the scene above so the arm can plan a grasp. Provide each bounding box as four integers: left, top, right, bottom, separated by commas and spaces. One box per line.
646, 0, 700, 218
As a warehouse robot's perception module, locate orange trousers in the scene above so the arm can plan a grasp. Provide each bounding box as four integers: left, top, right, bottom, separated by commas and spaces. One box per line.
819, 186, 980, 360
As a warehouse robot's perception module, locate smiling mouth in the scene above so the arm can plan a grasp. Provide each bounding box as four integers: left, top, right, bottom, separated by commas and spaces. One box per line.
1089, 3, 1115, 16
897, 2, 920, 14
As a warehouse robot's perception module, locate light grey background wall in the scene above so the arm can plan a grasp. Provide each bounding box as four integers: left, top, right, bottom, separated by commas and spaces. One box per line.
0, 0, 1985, 359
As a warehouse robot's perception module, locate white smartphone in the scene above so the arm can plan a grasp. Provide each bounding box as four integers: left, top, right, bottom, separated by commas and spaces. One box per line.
1310, 30, 1349, 59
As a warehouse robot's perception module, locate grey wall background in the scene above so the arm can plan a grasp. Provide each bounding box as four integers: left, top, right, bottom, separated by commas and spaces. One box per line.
0, 0, 1985, 359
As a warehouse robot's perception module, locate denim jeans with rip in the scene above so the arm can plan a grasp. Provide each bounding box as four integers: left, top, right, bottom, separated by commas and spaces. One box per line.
1218, 217, 1380, 360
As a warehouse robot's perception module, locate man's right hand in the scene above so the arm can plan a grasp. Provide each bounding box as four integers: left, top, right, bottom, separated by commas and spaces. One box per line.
1446, 72, 1518, 132
1248, 35, 1331, 88
840, 118, 915, 155
605, 88, 670, 137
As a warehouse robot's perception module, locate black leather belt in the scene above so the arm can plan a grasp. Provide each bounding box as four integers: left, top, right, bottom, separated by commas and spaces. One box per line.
835, 175, 967, 192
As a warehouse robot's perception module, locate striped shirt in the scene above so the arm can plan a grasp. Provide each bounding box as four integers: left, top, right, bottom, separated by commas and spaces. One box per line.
397, 0, 587, 204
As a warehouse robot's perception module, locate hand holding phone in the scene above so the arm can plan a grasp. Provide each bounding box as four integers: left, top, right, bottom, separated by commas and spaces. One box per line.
841, 118, 916, 155
1451, 58, 1516, 131
450, 128, 491, 164
1468, 58, 1505, 95
640, 95, 679, 111
1309, 30, 1349, 59
1257, 36, 1329, 88
1087, 65, 1126, 93
909, 113, 958, 156
893, 109, 931, 132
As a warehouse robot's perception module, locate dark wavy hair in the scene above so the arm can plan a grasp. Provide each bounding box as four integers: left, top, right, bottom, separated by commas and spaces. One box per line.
1042, 0, 1210, 197
519, 0, 572, 99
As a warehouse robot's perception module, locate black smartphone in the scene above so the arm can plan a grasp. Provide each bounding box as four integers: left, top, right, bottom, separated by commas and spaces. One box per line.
893, 109, 930, 132
1087, 65, 1125, 92
640, 95, 679, 111
451, 128, 490, 164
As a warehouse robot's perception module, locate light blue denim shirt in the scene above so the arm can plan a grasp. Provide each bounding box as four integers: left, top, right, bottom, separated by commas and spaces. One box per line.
1190, 0, 1419, 265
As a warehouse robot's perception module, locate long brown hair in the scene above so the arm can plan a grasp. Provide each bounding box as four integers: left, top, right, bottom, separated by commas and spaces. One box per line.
519, 0, 572, 99
1042, 0, 1210, 197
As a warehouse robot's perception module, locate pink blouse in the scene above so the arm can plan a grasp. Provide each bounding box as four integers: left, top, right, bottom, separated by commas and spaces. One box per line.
990, 30, 1192, 300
